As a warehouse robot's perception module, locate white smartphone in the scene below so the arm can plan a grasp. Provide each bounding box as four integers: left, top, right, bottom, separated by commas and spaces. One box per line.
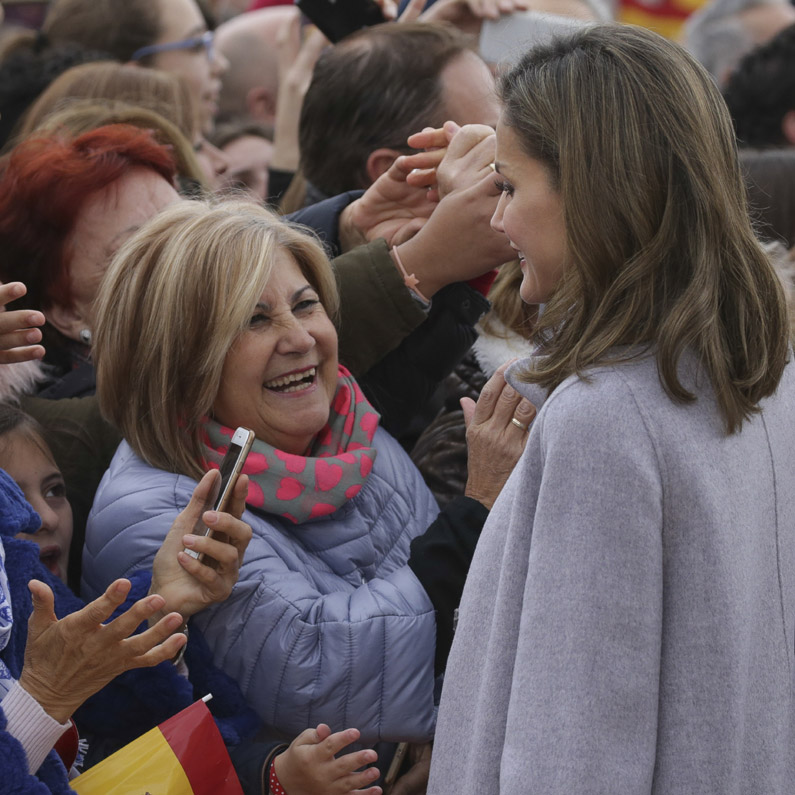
184, 426, 255, 561
479, 12, 591, 68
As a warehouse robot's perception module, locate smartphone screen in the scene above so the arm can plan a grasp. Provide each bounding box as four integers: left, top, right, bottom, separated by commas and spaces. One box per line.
295, 0, 386, 43
184, 427, 255, 561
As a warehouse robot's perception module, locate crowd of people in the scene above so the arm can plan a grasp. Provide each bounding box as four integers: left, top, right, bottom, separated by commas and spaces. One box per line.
0, 0, 794, 793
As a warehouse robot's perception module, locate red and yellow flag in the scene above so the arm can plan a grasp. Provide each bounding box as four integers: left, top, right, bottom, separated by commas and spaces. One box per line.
617, 0, 708, 39
72, 699, 243, 795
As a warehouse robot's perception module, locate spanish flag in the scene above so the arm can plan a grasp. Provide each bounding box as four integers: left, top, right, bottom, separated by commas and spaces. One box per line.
71, 698, 243, 795
617, 0, 708, 39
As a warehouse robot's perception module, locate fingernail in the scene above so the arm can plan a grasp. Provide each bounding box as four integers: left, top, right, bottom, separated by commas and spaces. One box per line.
204, 511, 218, 525
25, 330, 40, 343
10, 283, 24, 298
112, 581, 126, 596
182, 534, 197, 547
148, 594, 165, 608
26, 313, 43, 325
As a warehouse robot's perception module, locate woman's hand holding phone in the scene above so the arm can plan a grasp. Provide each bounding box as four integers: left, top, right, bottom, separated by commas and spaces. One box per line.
148, 470, 253, 624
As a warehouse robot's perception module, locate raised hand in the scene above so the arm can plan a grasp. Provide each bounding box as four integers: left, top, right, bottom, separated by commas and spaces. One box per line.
19, 579, 185, 723
271, 11, 330, 173
273, 724, 382, 795
0, 282, 45, 364
404, 122, 496, 199
149, 470, 253, 624
462, 360, 535, 509
342, 155, 440, 251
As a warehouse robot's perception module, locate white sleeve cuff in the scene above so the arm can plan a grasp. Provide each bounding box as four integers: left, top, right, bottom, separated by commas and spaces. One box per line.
2, 681, 70, 773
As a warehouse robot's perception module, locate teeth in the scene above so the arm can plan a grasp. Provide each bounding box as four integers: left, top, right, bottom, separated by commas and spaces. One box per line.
264, 367, 316, 389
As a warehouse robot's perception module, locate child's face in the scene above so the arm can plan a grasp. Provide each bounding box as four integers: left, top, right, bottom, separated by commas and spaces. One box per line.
5, 431, 73, 584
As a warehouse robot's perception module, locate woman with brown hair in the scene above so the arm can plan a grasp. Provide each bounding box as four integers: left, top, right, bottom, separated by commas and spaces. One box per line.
428, 24, 795, 794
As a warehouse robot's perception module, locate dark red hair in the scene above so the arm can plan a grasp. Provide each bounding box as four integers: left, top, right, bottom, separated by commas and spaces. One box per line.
0, 124, 176, 312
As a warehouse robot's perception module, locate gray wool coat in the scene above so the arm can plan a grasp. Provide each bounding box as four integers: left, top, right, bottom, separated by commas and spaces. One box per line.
429, 351, 795, 794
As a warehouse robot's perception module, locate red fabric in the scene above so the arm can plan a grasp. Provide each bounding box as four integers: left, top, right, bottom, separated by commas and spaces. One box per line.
247, 0, 291, 9
53, 719, 79, 771
466, 269, 499, 297
159, 700, 243, 795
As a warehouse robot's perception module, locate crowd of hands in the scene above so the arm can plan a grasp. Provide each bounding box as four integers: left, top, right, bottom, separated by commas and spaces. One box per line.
0, 4, 540, 791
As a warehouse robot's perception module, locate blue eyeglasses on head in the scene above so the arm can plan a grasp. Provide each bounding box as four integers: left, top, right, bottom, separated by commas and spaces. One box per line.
131, 30, 214, 62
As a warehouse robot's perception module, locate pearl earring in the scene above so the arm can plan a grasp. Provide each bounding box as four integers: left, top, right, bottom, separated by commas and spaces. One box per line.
79, 328, 92, 345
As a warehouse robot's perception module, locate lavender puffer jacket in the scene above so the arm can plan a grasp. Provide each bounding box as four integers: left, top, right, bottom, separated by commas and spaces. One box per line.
82, 427, 440, 744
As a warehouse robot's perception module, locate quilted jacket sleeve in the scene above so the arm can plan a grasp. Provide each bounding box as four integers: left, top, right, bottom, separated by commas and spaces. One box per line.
84, 438, 441, 745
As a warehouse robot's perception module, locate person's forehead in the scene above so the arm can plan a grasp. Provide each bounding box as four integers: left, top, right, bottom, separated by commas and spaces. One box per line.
155, 0, 207, 43
440, 51, 499, 128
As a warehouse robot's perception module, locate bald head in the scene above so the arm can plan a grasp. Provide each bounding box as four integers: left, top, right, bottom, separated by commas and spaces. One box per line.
215, 6, 297, 125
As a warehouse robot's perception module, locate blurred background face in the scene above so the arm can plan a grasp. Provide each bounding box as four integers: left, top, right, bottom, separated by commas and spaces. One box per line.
218, 134, 274, 200
440, 50, 500, 129
149, 0, 228, 134
51, 168, 180, 342
194, 136, 230, 190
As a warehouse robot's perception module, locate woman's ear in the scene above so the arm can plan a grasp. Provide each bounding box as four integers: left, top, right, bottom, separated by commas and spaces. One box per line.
47, 301, 87, 343
782, 110, 795, 146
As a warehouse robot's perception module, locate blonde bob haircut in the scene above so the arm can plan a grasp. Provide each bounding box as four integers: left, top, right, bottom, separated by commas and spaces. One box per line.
500, 24, 789, 433
93, 199, 339, 479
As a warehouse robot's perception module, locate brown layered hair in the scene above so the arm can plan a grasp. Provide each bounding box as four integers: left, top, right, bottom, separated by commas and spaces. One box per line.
500, 24, 789, 433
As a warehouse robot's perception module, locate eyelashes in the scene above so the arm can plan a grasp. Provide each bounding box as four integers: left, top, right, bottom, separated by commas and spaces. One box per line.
494, 178, 514, 196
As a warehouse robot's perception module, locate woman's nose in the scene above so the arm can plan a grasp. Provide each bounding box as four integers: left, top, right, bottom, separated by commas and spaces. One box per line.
491, 192, 507, 233
277, 321, 315, 355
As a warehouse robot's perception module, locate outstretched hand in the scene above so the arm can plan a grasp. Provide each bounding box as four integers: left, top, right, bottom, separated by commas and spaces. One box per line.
462, 360, 535, 509
403, 122, 496, 200
274, 724, 382, 795
272, 11, 330, 173
343, 155, 440, 251
19, 579, 185, 724
149, 470, 253, 624
0, 282, 45, 364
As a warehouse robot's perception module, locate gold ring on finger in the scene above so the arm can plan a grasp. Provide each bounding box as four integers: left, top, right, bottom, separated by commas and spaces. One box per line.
511, 417, 529, 432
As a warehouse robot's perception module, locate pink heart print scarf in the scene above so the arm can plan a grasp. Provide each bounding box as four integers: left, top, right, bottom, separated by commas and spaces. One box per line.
201, 365, 380, 524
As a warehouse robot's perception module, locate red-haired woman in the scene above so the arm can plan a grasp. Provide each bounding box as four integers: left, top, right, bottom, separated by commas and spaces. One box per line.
0, 124, 179, 399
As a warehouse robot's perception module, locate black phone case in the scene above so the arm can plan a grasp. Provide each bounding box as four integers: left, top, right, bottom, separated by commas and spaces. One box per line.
295, 0, 386, 43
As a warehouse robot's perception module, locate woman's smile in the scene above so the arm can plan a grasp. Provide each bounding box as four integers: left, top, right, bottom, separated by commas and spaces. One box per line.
263, 365, 318, 393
